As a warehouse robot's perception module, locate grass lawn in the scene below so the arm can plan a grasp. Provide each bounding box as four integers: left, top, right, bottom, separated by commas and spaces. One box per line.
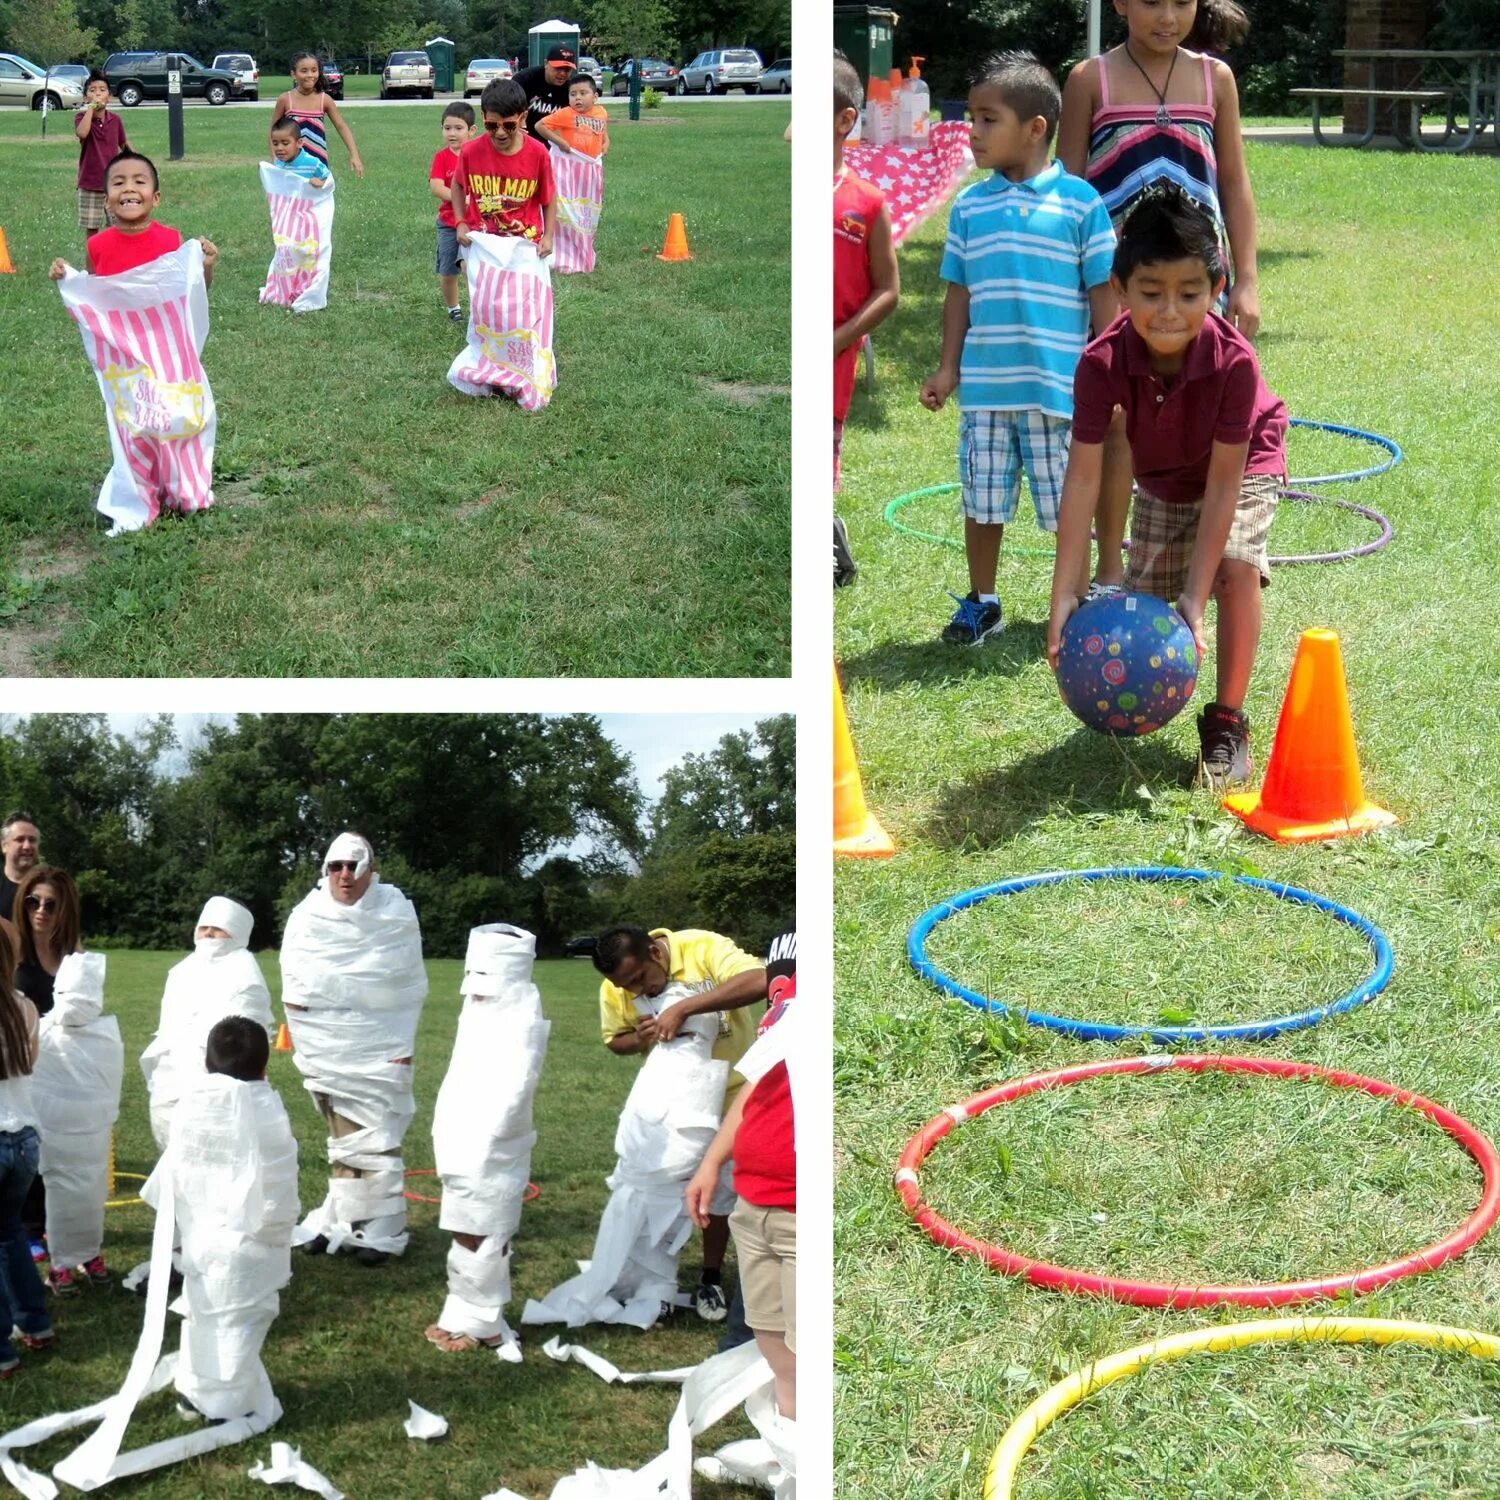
0, 952, 753, 1497
834, 143, 1500, 1497
0, 99, 789, 677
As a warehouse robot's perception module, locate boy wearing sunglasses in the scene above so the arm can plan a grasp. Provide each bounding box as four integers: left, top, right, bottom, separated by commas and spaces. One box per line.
451, 78, 556, 258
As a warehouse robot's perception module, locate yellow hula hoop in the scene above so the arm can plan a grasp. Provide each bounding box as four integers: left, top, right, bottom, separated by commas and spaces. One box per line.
105, 1171, 149, 1209
986, 1316, 1500, 1500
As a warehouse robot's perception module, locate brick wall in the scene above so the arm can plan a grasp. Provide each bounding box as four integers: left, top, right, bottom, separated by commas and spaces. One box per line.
1343, 0, 1429, 132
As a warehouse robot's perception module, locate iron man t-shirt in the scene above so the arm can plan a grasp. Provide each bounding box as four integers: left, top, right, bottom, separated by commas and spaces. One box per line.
455, 132, 555, 242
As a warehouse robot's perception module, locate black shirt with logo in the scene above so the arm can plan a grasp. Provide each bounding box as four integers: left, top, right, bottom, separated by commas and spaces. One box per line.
514, 64, 574, 138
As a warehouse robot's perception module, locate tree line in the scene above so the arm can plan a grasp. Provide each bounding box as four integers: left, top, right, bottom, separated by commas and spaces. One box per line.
0, 713, 794, 961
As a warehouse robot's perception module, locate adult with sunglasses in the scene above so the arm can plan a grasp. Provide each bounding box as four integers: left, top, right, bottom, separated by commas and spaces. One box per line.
279, 833, 427, 1268
514, 44, 577, 140
13, 867, 82, 1019
0, 812, 42, 925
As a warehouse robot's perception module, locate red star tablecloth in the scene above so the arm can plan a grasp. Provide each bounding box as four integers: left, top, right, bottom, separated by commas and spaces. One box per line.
844, 121, 975, 247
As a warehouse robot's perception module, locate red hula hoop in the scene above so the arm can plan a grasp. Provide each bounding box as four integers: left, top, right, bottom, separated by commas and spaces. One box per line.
894, 1055, 1500, 1309
403, 1167, 541, 1206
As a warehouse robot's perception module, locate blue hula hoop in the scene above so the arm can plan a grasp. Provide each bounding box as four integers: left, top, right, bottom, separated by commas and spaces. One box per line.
907, 866, 1394, 1044
1289, 419, 1403, 486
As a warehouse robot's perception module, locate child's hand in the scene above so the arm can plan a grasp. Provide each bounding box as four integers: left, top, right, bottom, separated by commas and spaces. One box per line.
1175, 592, 1209, 660
197, 237, 218, 271
1227, 280, 1260, 339
1047, 594, 1081, 672
537, 234, 553, 259
49, 258, 72, 281
349, 154, 365, 179
683, 1162, 718, 1229
312, 176, 329, 189
455, 223, 472, 245
919, 370, 956, 411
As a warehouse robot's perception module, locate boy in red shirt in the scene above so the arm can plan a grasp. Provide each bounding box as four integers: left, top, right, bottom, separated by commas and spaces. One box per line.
430, 100, 476, 322
451, 79, 556, 257
73, 72, 129, 248
833, 51, 898, 587
49, 152, 218, 284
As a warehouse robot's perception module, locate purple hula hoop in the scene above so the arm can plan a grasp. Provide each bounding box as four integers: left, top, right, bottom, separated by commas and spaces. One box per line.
1271, 489, 1394, 567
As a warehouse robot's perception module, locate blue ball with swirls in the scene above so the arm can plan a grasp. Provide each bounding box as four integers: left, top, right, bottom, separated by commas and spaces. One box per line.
1056, 592, 1199, 736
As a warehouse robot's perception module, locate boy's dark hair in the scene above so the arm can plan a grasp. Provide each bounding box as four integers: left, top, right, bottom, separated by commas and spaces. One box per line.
972, 50, 1061, 144
1113, 184, 1225, 285
270, 114, 302, 137
443, 100, 476, 125
205, 1015, 270, 1082
105, 150, 159, 192
1188, 0, 1251, 53
85, 70, 109, 90
833, 50, 863, 115
480, 78, 527, 118
592, 924, 653, 977
289, 51, 327, 90
569, 74, 598, 93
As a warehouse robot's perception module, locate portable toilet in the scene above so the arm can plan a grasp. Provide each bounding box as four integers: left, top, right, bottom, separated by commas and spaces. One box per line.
426, 36, 455, 92
528, 17, 581, 67
833, 5, 897, 84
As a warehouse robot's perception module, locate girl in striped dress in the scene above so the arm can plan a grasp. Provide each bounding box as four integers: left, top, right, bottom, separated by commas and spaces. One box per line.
1056, 0, 1257, 589
270, 54, 364, 179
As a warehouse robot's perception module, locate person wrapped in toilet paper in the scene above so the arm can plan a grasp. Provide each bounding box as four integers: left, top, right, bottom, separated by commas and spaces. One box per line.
279, 833, 427, 1264
425, 923, 550, 1356
141, 897, 275, 1151
33, 949, 123, 1280
523, 982, 731, 1330
145, 1015, 299, 1421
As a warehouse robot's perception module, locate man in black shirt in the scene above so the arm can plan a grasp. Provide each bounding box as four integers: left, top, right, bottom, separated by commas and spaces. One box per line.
513, 44, 576, 140
0, 811, 41, 923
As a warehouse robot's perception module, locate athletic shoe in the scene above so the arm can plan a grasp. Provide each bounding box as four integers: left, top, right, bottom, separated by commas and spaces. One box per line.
301, 1235, 331, 1256
655, 1300, 675, 1327
940, 591, 1004, 645
0, 1357, 18, 1379
12, 1327, 55, 1351
447, 305, 464, 323
28, 1241, 46, 1265
1197, 703, 1253, 790
1086, 581, 1124, 602
694, 1280, 728, 1322
355, 1247, 391, 1268
82, 1255, 113, 1286
47, 1267, 79, 1296
833, 517, 858, 588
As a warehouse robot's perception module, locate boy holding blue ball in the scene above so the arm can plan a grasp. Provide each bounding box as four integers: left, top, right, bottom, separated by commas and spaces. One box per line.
1047, 186, 1287, 790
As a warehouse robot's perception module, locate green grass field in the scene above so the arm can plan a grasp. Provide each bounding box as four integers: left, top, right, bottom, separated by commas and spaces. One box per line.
834, 144, 1500, 1498
0, 99, 789, 677
0, 953, 753, 1497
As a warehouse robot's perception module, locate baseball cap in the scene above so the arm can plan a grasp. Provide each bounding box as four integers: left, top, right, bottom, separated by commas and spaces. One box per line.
546, 45, 576, 64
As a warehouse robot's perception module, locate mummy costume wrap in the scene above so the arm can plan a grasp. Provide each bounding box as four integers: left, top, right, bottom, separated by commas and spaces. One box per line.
431, 924, 550, 1354
279, 846, 427, 1256
34, 952, 123, 1271
141, 897, 275, 1150
524, 984, 729, 1330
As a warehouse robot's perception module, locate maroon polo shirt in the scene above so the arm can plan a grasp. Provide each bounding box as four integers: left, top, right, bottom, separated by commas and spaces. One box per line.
1072, 312, 1287, 503
75, 108, 128, 193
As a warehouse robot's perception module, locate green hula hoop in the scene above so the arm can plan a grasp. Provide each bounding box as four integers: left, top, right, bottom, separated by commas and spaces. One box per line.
883, 484, 1057, 556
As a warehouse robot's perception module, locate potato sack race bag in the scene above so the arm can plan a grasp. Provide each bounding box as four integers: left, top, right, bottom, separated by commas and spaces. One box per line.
550, 146, 603, 274
57, 240, 216, 535
258, 161, 335, 313
447, 232, 556, 410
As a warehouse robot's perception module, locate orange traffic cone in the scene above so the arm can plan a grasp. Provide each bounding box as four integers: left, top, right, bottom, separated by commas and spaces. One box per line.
835, 667, 894, 858
0, 228, 14, 274
274, 1022, 292, 1052
1223, 628, 1396, 841
656, 212, 692, 262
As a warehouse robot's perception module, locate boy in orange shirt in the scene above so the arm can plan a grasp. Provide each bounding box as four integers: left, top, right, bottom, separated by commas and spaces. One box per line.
538, 74, 609, 158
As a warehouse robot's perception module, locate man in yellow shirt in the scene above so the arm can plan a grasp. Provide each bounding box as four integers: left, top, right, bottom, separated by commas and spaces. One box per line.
594, 925, 766, 1321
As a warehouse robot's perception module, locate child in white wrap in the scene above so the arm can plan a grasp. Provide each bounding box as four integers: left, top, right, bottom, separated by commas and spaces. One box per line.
426, 924, 550, 1356
34, 950, 123, 1293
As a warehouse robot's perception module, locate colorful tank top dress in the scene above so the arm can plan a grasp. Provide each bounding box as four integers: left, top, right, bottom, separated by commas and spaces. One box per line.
1085, 49, 1232, 291
284, 94, 329, 166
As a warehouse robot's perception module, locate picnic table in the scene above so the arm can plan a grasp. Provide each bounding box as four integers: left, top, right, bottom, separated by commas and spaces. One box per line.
1294, 49, 1500, 153
844, 120, 974, 246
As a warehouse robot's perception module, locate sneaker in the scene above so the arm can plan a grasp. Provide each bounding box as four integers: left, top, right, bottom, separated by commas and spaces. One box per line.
12, 1327, 55, 1351
1086, 581, 1125, 602
694, 1280, 728, 1322
833, 516, 858, 588
82, 1255, 112, 1287
301, 1235, 331, 1256
655, 1300, 675, 1327
447, 305, 464, 323
28, 1241, 46, 1265
47, 1267, 79, 1296
940, 591, 1004, 645
354, 1247, 391, 1268
0, 1356, 18, 1379
1197, 703, 1253, 791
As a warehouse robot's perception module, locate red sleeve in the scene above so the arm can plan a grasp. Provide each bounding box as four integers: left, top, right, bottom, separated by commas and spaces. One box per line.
1212, 351, 1259, 447
1071, 343, 1118, 445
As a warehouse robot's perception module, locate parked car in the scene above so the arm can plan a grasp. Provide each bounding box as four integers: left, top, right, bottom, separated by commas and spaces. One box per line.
0, 52, 87, 110
103, 51, 245, 106
759, 57, 791, 93
575, 55, 604, 88
211, 51, 258, 99
563, 936, 597, 959
381, 49, 433, 100
677, 48, 762, 95
319, 59, 344, 100
609, 57, 677, 96
462, 57, 512, 98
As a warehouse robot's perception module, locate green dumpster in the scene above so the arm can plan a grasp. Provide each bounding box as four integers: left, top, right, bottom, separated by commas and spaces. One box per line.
528, 17, 581, 68
834, 5, 897, 86
426, 36, 455, 92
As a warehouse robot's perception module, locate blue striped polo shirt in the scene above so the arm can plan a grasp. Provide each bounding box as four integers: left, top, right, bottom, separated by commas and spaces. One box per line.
940, 161, 1117, 419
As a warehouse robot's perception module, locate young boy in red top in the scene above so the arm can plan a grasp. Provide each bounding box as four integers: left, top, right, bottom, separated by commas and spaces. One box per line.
451, 79, 556, 258
832, 51, 898, 587
430, 100, 476, 322
48, 152, 218, 285
73, 72, 129, 248
1048, 186, 1287, 789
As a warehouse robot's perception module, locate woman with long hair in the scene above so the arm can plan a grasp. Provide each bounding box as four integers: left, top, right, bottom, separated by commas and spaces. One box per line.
0, 920, 56, 1376
14, 866, 83, 1017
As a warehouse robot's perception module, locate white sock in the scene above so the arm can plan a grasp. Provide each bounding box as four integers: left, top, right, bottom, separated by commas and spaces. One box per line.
978, 593, 999, 606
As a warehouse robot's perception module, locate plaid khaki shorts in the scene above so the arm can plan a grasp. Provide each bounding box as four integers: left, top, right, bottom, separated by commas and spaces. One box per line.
1126, 472, 1282, 599
77, 188, 113, 232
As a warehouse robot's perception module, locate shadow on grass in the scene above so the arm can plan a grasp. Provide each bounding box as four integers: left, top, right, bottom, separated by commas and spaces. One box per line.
923, 728, 1199, 849
841, 618, 1050, 687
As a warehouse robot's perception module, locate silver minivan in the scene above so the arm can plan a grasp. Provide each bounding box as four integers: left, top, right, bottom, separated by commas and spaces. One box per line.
676, 48, 762, 95
0, 52, 86, 110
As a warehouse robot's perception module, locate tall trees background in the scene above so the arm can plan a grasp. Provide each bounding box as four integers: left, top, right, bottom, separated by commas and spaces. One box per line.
0, 713, 794, 959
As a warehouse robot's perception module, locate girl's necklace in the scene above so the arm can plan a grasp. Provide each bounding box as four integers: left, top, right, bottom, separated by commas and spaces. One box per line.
1124, 41, 1178, 128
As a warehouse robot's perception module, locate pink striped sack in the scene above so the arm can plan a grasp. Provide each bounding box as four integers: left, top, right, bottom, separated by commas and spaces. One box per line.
258, 161, 335, 312
447, 233, 556, 411
57, 240, 216, 535
550, 146, 603, 274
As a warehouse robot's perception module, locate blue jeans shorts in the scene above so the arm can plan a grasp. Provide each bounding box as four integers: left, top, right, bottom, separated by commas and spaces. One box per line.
436, 222, 463, 277
958, 409, 1071, 531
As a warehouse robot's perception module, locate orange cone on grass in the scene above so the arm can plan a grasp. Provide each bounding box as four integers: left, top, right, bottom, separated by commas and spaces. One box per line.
0, 228, 14, 274
657, 212, 692, 262
274, 1022, 292, 1052
835, 667, 894, 857
1222, 627, 1396, 842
